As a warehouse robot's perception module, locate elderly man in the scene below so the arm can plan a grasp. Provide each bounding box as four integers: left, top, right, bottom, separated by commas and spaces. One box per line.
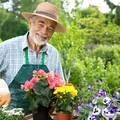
0, 2, 66, 118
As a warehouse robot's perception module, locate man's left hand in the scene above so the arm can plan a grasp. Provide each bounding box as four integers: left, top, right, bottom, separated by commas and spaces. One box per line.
0, 79, 11, 107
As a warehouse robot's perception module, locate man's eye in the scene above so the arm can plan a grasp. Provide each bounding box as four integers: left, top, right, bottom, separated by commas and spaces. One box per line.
48, 27, 54, 32
38, 23, 44, 27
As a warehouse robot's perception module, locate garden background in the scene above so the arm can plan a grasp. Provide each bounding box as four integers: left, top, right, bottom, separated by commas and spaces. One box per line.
0, 0, 120, 95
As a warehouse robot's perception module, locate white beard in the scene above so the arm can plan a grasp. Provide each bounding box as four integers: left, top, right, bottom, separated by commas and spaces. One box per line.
29, 31, 49, 46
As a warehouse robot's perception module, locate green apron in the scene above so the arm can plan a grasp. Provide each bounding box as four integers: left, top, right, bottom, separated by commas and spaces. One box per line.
9, 48, 49, 115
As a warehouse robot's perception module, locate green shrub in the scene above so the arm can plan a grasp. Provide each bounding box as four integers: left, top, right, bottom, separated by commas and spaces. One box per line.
70, 56, 120, 94
82, 45, 120, 66
1, 17, 29, 41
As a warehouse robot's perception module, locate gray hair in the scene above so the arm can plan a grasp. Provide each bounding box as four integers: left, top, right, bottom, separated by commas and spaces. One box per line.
32, 15, 36, 22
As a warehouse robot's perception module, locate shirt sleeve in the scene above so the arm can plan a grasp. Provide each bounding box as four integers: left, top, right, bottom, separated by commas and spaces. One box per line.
0, 45, 9, 75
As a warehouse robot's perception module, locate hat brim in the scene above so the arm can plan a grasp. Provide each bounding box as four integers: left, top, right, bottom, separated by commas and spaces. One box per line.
22, 12, 66, 32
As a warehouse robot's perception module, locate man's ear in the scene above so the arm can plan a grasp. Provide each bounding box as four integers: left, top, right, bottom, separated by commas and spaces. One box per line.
28, 18, 33, 27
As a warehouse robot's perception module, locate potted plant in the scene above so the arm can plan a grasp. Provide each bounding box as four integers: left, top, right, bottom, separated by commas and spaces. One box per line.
52, 83, 78, 120
21, 69, 65, 120
74, 79, 120, 120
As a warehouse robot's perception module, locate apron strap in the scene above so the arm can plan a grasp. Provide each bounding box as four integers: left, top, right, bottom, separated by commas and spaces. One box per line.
24, 48, 45, 65
24, 48, 29, 64
42, 52, 45, 65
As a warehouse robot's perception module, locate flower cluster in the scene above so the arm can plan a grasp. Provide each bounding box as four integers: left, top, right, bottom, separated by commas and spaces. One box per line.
74, 79, 120, 120
0, 108, 24, 120
52, 83, 78, 113
21, 69, 65, 113
21, 70, 64, 90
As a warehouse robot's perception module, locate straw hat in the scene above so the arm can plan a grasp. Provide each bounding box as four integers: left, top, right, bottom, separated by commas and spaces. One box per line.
22, 2, 66, 32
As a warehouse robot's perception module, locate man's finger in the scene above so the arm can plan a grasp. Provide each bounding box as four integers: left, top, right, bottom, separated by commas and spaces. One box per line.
4, 93, 11, 106
2, 104, 9, 108
0, 93, 11, 107
0, 99, 5, 106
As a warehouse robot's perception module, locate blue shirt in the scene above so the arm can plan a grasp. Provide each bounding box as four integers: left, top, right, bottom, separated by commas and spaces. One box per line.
0, 32, 64, 85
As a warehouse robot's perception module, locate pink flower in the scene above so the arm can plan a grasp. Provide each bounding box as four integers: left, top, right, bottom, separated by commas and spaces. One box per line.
33, 69, 47, 78
47, 71, 55, 81
21, 80, 34, 91
47, 71, 65, 89
21, 69, 66, 113
21, 85, 25, 89
49, 83, 55, 89
30, 77, 39, 84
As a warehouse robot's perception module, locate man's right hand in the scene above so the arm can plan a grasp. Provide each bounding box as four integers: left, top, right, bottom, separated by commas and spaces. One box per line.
0, 79, 11, 107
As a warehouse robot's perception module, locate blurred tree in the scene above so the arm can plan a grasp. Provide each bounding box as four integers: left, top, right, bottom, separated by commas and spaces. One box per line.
0, 7, 10, 38
11, 0, 21, 17
115, 6, 120, 25
0, 0, 21, 17
104, 0, 116, 11
77, 5, 120, 45
1, 15, 28, 41
104, 0, 120, 26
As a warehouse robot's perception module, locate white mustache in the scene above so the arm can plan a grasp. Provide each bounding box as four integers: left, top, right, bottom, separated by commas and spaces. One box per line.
36, 32, 48, 39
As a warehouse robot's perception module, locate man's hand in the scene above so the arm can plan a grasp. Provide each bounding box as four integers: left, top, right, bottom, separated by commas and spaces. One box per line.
0, 79, 11, 107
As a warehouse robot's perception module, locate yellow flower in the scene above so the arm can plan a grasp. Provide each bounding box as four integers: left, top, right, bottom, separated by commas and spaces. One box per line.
52, 83, 78, 113
60, 96, 62, 98
53, 84, 78, 97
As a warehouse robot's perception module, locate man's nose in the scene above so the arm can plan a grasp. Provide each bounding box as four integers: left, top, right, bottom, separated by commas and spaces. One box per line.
41, 27, 48, 35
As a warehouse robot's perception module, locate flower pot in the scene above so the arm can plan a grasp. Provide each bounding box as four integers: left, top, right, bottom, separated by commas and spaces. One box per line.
32, 105, 49, 120
56, 112, 72, 120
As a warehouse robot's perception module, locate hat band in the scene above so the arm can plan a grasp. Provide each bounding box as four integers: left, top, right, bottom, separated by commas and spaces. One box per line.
35, 10, 57, 20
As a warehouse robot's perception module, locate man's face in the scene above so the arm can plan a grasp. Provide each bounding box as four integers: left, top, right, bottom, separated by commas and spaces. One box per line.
29, 16, 56, 46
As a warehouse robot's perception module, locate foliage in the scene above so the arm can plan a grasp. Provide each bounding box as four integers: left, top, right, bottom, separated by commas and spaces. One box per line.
69, 54, 120, 95
1, 16, 29, 41
52, 83, 78, 113
0, 38, 2, 43
21, 69, 64, 113
83, 45, 120, 66
20, 0, 44, 15
0, 108, 24, 120
0, 7, 10, 38
104, 0, 120, 26
50, 22, 85, 83
74, 79, 120, 120
78, 6, 120, 44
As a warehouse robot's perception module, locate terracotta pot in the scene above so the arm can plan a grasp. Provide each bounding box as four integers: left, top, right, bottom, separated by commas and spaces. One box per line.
56, 112, 72, 120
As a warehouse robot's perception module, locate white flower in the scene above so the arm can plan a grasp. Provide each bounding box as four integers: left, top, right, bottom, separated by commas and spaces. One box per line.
2, 108, 24, 116
88, 112, 97, 120
116, 108, 120, 115
92, 106, 101, 115
92, 97, 98, 104
102, 108, 117, 120
103, 96, 111, 105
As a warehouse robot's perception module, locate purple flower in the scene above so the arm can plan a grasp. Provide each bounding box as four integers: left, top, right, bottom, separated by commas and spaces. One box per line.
109, 105, 118, 114
96, 80, 99, 83
103, 97, 112, 105
88, 84, 92, 91
99, 89, 107, 97
112, 92, 120, 100
99, 79, 103, 83
88, 113, 97, 120
92, 106, 101, 115
102, 108, 117, 120
86, 101, 93, 108
96, 79, 103, 83
74, 105, 82, 113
